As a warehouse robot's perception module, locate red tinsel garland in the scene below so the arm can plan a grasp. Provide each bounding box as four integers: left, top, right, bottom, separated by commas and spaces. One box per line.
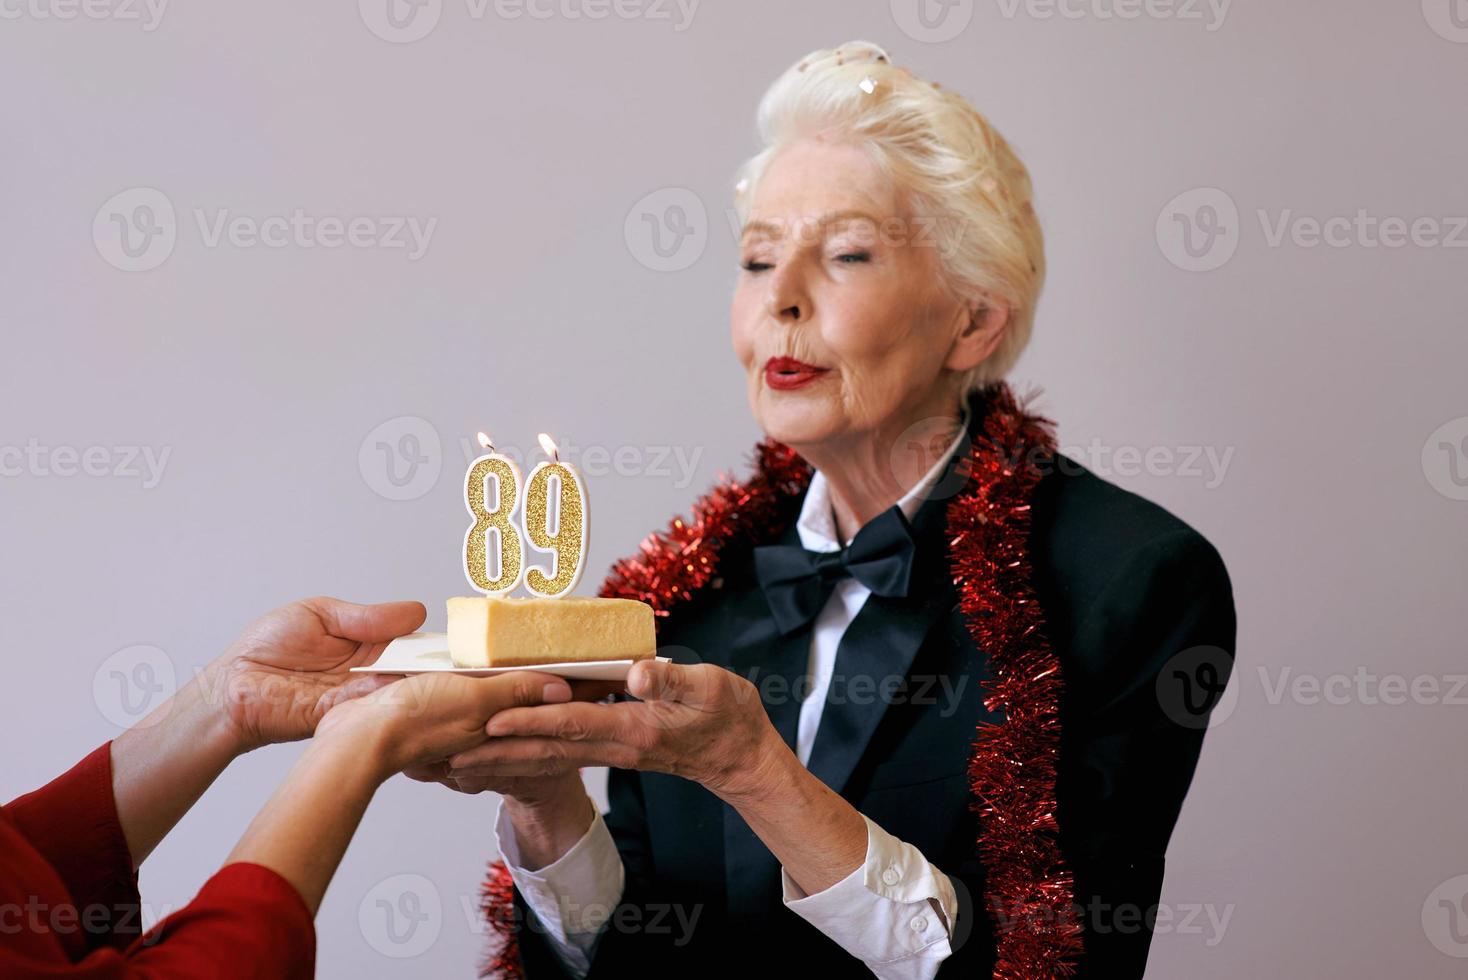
951, 387, 1083, 977
480, 382, 1081, 979
477, 862, 523, 980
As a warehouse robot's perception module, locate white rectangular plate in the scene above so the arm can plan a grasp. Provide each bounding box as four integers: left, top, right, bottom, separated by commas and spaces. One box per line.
350, 632, 663, 681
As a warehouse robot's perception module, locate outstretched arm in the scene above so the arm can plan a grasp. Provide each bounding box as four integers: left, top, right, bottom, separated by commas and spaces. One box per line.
110, 596, 425, 867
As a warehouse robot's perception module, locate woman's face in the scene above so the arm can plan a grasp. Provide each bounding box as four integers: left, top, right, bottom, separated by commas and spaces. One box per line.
731, 138, 976, 455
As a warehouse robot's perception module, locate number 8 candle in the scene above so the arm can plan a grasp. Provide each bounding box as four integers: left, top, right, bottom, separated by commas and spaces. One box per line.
522, 432, 587, 598
462, 431, 524, 594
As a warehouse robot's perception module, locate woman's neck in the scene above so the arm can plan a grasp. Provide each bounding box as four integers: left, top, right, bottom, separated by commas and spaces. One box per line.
799, 399, 966, 545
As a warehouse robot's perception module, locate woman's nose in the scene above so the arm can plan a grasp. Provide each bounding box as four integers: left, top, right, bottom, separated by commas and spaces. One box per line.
765, 262, 809, 324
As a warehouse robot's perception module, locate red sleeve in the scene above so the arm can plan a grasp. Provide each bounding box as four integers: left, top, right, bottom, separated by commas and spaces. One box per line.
117, 862, 316, 979
3, 743, 316, 978
5, 743, 140, 949
1, 863, 316, 980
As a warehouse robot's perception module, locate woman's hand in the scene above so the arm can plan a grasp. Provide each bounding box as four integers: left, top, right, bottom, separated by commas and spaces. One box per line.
317, 670, 575, 780
230, 670, 574, 913
444, 661, 868, 891
404, 679, 621, 798
208, 596, 427, 752
444, 660, 792, 806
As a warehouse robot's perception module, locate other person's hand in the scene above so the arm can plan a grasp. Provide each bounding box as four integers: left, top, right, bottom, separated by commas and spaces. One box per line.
209, 596, 426, 751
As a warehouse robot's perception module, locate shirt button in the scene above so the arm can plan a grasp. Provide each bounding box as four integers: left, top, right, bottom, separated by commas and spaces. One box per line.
881, 867, 901, 886
910, 915, 929, 932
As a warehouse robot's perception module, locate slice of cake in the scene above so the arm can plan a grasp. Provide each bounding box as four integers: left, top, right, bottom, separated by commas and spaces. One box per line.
446, 595, 656, 668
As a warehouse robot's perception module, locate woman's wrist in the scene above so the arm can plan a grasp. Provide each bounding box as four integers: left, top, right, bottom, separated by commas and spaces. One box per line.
192, 660, 261, 757
502, 775, 595, 871
111, 669, 252, 867
709, 720, 800, 811
226, 721, 389, 914
716, 726, 869, 896
312, 704, 403, 787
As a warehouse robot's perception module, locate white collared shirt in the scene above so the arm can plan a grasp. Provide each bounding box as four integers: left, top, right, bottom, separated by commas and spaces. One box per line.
493, 416, 969, 979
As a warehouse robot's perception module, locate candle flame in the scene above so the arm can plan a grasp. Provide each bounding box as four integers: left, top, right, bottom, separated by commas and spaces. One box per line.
537, 432, 560, 462
477, 431, 494, 451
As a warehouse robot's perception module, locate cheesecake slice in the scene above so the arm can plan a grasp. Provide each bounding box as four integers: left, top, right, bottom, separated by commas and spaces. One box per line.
446, 595, 656, 668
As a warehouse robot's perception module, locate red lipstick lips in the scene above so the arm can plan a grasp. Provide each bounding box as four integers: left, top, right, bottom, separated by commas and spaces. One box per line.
764, 356, 829, 391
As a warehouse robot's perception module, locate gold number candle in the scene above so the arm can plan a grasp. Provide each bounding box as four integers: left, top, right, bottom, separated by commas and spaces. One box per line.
462, 432, 525, 594
522, 432, 588, 598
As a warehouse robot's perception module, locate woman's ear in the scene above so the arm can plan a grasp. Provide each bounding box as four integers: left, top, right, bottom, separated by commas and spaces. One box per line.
945, 296, 1010, 373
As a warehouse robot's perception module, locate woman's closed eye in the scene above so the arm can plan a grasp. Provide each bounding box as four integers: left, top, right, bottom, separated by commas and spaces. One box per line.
740, 250, 870, 272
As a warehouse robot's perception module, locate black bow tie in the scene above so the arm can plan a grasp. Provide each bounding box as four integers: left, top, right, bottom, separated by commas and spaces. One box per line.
753, 505, 918, 635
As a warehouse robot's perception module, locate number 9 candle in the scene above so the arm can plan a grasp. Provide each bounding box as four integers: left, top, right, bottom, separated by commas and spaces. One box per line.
522, 432, 587, 598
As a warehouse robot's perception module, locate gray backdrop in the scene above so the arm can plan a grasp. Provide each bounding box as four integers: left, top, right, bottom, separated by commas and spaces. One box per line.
2, 1, 1465, 976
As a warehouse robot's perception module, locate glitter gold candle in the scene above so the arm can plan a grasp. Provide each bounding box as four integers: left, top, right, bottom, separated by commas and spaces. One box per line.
462, 432, 525, 595
521, 432, 588, 599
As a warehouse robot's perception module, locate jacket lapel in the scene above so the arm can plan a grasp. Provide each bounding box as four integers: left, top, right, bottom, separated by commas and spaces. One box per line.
718, 530, 816, 923
802, 577, 952, 796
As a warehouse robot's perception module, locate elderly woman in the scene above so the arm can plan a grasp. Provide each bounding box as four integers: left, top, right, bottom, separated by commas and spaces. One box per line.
435, 41, 1235, 979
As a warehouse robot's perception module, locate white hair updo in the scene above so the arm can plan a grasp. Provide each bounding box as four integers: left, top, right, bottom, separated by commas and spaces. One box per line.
732, 40, 1045, 391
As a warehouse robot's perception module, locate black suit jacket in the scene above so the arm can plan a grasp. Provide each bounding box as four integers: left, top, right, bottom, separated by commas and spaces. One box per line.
512, 433, 1236, 979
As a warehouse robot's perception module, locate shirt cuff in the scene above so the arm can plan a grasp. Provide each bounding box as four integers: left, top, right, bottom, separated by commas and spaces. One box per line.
781, 815, 957, 979
494, 800, 625, 974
